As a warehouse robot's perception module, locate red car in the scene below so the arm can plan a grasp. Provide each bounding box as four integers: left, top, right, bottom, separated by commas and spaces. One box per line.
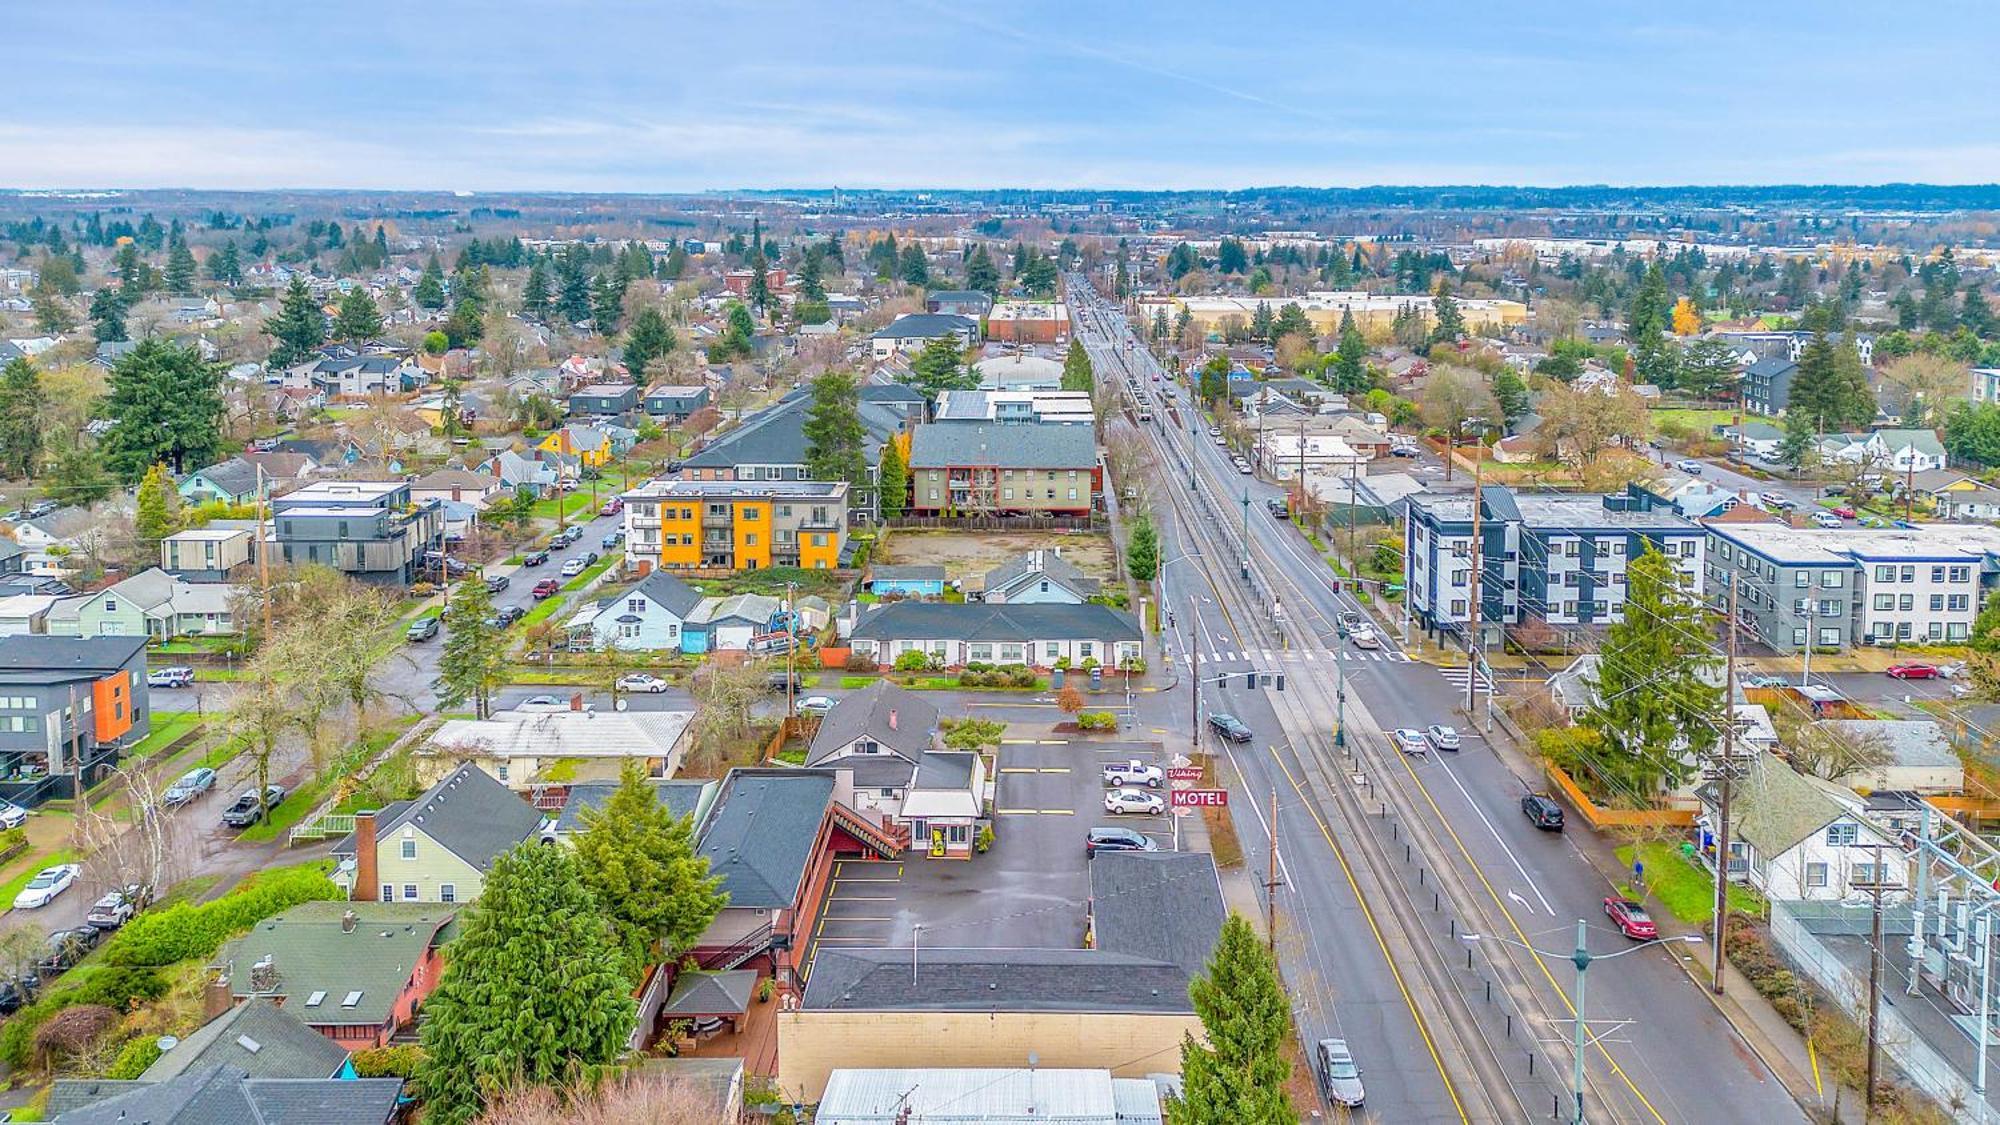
1832, 506, 1857, 519
531, 579, 560, 599
1603, 897, 1658, 940
1886, 663, 1940, 680
599, 497, 623, 516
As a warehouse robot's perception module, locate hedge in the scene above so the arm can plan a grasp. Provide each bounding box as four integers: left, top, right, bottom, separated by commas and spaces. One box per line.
353, 1043, 425, 1078
103, 1034, 163, 1079
104, 862, 339, 968
0, 966, 168, 1069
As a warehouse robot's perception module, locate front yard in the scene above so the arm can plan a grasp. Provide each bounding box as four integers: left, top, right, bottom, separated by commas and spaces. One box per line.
1614, 840, 1764, 924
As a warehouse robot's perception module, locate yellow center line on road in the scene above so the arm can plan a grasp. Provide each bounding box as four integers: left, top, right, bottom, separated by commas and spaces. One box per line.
832, 895, 897, 902
1264, 746, 1470, 1124
833, 877, 901, 883
998, 767, 1042, 774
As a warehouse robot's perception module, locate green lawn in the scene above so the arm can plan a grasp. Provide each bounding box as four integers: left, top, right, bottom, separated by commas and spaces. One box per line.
150, 636, 241, 655
530, 491, 597, 522
516, 594, 572, 630
1615, 841, 1763, 924
0, 847, 80, 905
839, 676, 874, 689
561, 553, 621, 592
195, 666, 250, 682
1649, 407, 1736, 436
129, 711, 202, 759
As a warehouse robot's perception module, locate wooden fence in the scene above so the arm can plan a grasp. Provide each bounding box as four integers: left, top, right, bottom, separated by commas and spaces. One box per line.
884, 514, 1105, 532
1542, 760, 1696, 831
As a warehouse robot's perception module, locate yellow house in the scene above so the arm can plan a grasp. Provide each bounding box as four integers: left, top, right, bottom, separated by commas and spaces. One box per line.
537, 424, 614, 469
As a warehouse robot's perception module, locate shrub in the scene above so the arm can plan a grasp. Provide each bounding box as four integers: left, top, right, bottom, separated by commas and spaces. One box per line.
33, 1004, 119, 1067
104, 1034, 163, 1079
0, 826, 24, 856
105, 863, 338, 968
1005, 666, 1038, 688
1055, 686, 1085, 714
353, 1043, 425, 1078
842, 652, 878, 673
893, 650, 931, 672
975, 824, 995, 853
1076, 711, 1118, 731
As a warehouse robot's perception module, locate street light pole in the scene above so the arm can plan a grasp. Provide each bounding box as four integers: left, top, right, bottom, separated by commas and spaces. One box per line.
1570, 918, 1591, 1125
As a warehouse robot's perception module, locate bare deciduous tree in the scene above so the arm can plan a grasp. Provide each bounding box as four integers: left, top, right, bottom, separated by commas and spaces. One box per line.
1417, 365, 1500, 481
1879, 353, 1967, 427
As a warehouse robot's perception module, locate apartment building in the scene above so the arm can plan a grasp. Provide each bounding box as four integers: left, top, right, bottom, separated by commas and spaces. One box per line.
271, 480, 443, 586
622, 479, 849, 573
0, 635, 149, 806
933, 389, 1093, 426
1704, 523, 2000, 652
1405, 484, 1705, 644
908, 422, 1099, 517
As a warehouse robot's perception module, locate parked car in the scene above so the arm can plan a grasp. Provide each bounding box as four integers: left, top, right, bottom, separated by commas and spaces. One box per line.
1424, 724, 1461, 752
1102, 759, 1164, 788
1104, 788, 1165, 816
600, 497, 624, 516
221, 786, 286, 828
405, 616, 441, 642
795, 695, 836, 718
1265, 497, 1289, 519
1832, 506, 1858, 519
583, 550, 600, 566
532, 579, 560, 599
602, 531, 624, 548
35, 929, 95, 976
1811, 510, 1843, 528
1521, 793, 1565, 831
1316, 1038, 1366, 1108
559, 558, 588, 578
1604, 896, 1659, 940
1391, 728, 1429, 756
0, 975, 35, 1015
515, 695, 574, 713
0, 800, 26, 830
764, 672, 803, 693
522, 549, 550, 567
616, 673, 669, 694
491, 605, 526, 628
12, 864, 80, 910
146, 665, 196, 689
1207, 713, 1253, 743
1886, 663, 1941, 680
1673, 460, 1703, 474
484, 574, 511, 594
162, 766, 216, 808
85, 886, 149, 929
1745, 674, 1790, 689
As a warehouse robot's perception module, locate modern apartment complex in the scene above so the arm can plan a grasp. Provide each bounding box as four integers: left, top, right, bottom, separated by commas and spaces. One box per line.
0, 635, 149, 806
1405, 485, 1705, 644
622, 479, 850, 573
1704, 523, 2000, 652
271, 480, 444, 585
908, 422, 1099, 516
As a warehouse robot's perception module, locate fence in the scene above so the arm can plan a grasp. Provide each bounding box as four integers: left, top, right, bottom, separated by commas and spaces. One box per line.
1540, 761, 1696, 830
883, 514, 1105, 532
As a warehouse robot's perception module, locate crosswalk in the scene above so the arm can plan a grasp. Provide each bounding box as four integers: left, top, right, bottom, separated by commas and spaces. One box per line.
1439, 665, 1496, 692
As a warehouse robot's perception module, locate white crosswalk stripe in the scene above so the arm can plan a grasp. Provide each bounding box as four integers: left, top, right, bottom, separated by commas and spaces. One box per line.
1439, 665, 1495, 692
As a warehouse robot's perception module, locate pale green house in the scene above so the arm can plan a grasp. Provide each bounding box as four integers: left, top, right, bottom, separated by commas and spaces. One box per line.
331, 762, 543, 905
45, 568, 240, 641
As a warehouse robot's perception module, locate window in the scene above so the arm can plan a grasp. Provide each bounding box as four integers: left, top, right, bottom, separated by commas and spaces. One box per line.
1853, 863, 1883, 885
497, 764, 509, 783
1950, 595, 1970, 611
1795, 571, 1810, 589
1450, 599, 1467, 616
1805, 862, 1828, 888
742, 507, 760, 520
1825, 823, 1858, 846
620, 622, 640, 639
440, 884, 456, 903
1820, 626, 1843, 647
1610, 541, 1625, 556
1002, 488, 1014, 500
1931, 595, 1945, 611
745, 533, 758, 546
1898, 594, 1914, 611
1897, 621, 1912, 640
1821, 570, 1843, 588
1046, 642, 1061, 659
1932, 566, 1946, 583
1792, 628, 1808, 646
400, 839, 416, 860
402, 884, 418, 901
1875, 564, 1895, 582
1872, 621, 1893, 639
1067, 488, 1078, 501
1952, 566, 1971, 583
1451, 541, 1470, 558
1873, 593, 1894, 611
1680, 540, 1697, 558
1564, 540, 1580, 557
103, 598, 118, 613
1080, 642, 1094, 659
1900, 565, 1915, 582
381, 883, 394, 902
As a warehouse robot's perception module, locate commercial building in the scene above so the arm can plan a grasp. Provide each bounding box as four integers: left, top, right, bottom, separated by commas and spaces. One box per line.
270, 480, 442, 586
1138, 290, 1526, 337
986, 301, 1070, 345
934, 388, 1093, 426
1405, 484, 1705, 643
868, 313, 978, 360
622, 479, 849, 572
908, 422, 1099, 516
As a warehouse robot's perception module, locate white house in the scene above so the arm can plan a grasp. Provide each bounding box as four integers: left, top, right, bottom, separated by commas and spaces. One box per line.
1812, 719, 1965, 795
424, 710, 695, 790
1816, 429, 1947, 474
1255, 432, 1366, 480
802, 682, 986, 858
1697, 754, 1899, 903
846, 602, 1142, 670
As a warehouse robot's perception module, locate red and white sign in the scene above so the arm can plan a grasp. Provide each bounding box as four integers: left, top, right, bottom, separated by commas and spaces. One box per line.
1166, 766, 1204, 783
1171, 788, 1228, 809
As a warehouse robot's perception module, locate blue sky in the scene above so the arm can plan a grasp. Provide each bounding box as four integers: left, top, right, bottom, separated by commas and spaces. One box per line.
9, 1, 2000, 191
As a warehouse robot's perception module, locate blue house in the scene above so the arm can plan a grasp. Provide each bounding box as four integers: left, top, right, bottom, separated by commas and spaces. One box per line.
572, 570, 701, 651
864, 565, 947, 599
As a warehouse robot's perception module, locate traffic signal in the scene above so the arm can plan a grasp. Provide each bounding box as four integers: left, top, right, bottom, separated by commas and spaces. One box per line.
1275, 673, 1286, 692
1245, 673, 1257, 690
1328, 579, 1342, 593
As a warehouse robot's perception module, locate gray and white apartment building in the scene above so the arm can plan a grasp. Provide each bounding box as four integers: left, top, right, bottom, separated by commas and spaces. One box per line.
1705, 523, 2000, 652
1405, 485, 1705, 645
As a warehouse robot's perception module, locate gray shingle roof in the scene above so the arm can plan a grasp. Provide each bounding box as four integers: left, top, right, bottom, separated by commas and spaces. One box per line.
912, 750, 975, 792
681, 396, 903, 471
802, 947, 1194, 1013
218, 902, 456, 1029
984, 549, 1099, 599
870, 313, 976, 340
695, 769, 836, 909
333, 762, 541, 873
628, 570, 703, 618
850, 602, 1140, 644
187, 457, 263, 498
552, 778, 716, 835
141, 999, 349, 1082
50, 1066, 401, 1124
1714, 755, 1849, 858
1089, 852, 1225, 978
0, 635, 146, 675
908, 421, 1096, 470
807, 681, 936, 765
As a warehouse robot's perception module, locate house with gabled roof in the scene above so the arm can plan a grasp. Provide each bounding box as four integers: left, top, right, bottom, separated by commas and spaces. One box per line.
215, 901, 457, 1049
47, 1064, 402, 1125
803, 682, 983, 856
569, 569, 703, 651
978, 548, 1100, 604
330, 762, 543, 904
423, 710, 694, 790
847, 602, 1141, 670
139, 999, 353, 1082
1695, 753, 1898, 903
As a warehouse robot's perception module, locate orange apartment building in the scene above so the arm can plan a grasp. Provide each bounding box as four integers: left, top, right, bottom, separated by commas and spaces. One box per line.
621, 479, 850, 573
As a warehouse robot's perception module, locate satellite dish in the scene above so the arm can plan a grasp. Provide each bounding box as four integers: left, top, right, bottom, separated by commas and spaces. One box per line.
156, 1035, 180, 1052
614, 697, 628, 712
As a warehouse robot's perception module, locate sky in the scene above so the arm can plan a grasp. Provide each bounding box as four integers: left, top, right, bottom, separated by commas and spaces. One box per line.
10, 1, 2000, 192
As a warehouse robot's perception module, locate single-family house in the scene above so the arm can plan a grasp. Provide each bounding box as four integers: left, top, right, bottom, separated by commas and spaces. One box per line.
137, 999, 354, 1083
644, 384, 711, 420
46, 1065, 401, 1124
978, 549, 1100, 604
45, 568, 240, 640
177, 459, 265, 506
1811, 719, 1965, 795
482, 448, 560, 493
570, 569, 702, 651
1696, 754, 1899, 903
0, 594, 59, 637
862, 565, 948, 599
847, 602, 1141, 670
424, 710, 695, 789
804, 682, 987, 857
214, 901, 457, 1048
537, 423, 616, 469
868, 313, 978, 360
14, 506, 116, 572
409, 468, 504, 511
568, 382, 641, 418
160, 526, 258, 582
1727, 421, 1786, 460
331, 762, 544, 904
548, 777, 719, 842
682, 593, 784, 655
1817, 429, 1946, 474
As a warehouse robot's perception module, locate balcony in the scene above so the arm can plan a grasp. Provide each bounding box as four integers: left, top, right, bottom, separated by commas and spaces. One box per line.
701, 512, 733, 529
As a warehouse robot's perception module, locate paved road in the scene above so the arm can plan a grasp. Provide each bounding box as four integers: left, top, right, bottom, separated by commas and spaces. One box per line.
1073, 278, 1809, 1123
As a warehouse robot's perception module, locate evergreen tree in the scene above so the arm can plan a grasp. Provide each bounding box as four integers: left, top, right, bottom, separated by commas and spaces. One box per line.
902, 336, 977, 399
101, 340, 224, 480
134, 462, 180, 550
877, 439, 908, 518
332, 287, 382, 341
965, 244, 1000, 295
163, 237, 197, 296
1126, 513, 1159, 582
436, 578, 505, 719
207, 240, 241, 285
899, 243, 929, 287
622, 306, 675, 382
115, 243, 145, 301
1331, 308, 1368, 392
1964, 284, 1996, 339
417, 844, 635, 1125
1787, 331, 1875, 432
264, 276, 326, 368
802, 371, 869, 490
413, 255, 447, 309
1216, 238, 1249, 275
30, 287, 74, 335
0, 359, 45, 479
1250, 301, 1274, 342
520, 258, 550, 318
1584, 546, 1721, 797
1272, 302, 1312, 344
442, 298, 485, 350
1429, 279, 1466, 346
573, 762, 727, 972
1020, 250, 1058, 296
660, 242, 688, 280
1061, 339, 1094, 393
795, 248, 826, 301
1493, 368, 1530, 421
1169, 914, 1294, 1125
591, 273, 628, 334
45, 443, 113, 507
555, 249, 593, 324
1628, 261, 1676, 386
88, 288, 127, 343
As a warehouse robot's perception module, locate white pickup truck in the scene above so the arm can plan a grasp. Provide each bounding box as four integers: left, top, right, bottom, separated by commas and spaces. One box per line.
1102, 760, 1164, 788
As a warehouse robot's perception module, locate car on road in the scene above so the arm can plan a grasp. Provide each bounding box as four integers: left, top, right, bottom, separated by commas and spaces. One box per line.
1102, 759, 1164, 788
85, 886, 149, 929
1887, 663, 1941, 680
532, 578, 560, 599
1207, 426, 1221, 437
615, 673, 669, 694
1521, 793, 1565, 831
222, 786, 286, 828
1207, 713, 1253, 743
559, 557, 588, 578
1233, 458, 1253, 475
1832, 506, 1858, 519
1350, 628, 1381, 650
795, 695, 836, 718
490, 605, 526, 628
1265, 497, 1289, 519
14, 864, 81, 909
1391, 728, 1428, 756
764, 672, 804, 693
1673, 460, 1703, 474
1088, 824, 1168, 848
484, 574, 511, 594
0, 800, 25, 830
1811, 510, 1843, 528
405, 616, 440, 642
515, 695, 574, 713
1316, 1038, 1365, 1108
599, 497, 623, 516
1745, 674, 1789, 689
522, 549, 550, 567
1104, 787, 1165, 816
146, 665, 195, 689
1335, 611, 1364, 636
602, 531, 624, 548
1759, 491, 1790, 509
162, 766, 216, 808
1424, 724, 1461, 752
35, 928, 96, 976
1604, 897, 1659, 940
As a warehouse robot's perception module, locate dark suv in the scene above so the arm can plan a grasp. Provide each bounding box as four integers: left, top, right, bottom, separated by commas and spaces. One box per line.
1207, 713, 1253, 743
1521, 793, 1565, 831
1086, 826, 1158, 855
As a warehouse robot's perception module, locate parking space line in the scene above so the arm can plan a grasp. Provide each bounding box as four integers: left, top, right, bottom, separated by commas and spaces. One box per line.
833, 876, 901, 883
1038, 808, 1075, 814
1037, 739, 1066, 745
819, 916, 892, 923
808, 935, 879, 942
998, 767, 1041, 774
831, 895, 897, 902
1000, 738, 1040, 744
1037, 767, 1070, 774
996, 808, 1040, 815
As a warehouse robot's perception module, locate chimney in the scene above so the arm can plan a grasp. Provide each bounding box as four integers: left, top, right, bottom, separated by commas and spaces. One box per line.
353, 811, 379, 902
341, 910, 357, 934
203, 973, 233, 1021
888, 709, 898, 731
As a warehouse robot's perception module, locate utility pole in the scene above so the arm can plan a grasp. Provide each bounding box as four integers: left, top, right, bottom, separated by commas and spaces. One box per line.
1864, 840, 1886, 1116
1240, 489, 1251, 582
1465, 452, 1484, 715
1346, 453, 1360, 567
1712, 578, 1740, 995
1569, 918, 1592, 1125
254, 463, 273, 640
1264, 787, 1281, 953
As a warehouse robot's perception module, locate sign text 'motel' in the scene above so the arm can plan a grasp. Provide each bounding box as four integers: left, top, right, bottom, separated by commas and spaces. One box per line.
1171, 788, 1228, 809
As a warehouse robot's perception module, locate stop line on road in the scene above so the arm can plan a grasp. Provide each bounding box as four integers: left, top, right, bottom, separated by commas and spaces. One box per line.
1177, 645, 1413, 665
